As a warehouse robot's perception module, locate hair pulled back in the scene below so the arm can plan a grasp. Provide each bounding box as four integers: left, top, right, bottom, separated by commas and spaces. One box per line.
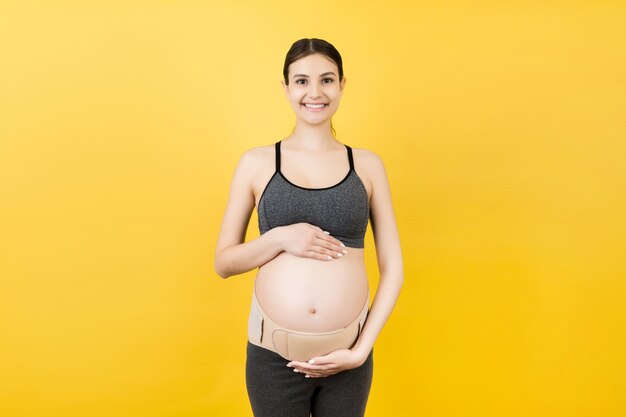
282, 38, 344, 85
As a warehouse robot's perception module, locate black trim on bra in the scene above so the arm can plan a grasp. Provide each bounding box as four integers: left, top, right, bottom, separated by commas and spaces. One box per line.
347, 145, 355, 171
278, 170, 353, 191
275, 140, 355, 191
256, 171, 277, 208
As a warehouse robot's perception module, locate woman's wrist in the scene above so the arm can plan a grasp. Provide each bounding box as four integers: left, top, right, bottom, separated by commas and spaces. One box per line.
266, 226, 285, 253
350, 344, 372, 366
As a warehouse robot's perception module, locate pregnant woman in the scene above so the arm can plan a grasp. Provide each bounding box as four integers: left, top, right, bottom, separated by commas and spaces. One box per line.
214, 38, 404, 417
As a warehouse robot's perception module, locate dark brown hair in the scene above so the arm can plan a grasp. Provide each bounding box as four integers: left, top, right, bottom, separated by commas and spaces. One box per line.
283, 38, 344, 85
283, 38, 344, 137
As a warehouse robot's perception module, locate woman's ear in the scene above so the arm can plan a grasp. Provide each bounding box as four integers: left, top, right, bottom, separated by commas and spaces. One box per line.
281, 79, 289, 97
340, 77, 347, 91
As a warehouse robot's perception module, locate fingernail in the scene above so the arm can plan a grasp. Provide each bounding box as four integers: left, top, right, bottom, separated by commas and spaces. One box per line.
342, 250, 348, 254
327, 256, 332, 260
340, 243, 345, 247
293, 369, 299, 373
305, 375, 311, 378
308, 359, 315, 364
337, 253, 343, 257
286, 364, 292, 367
323, 231, 330, 234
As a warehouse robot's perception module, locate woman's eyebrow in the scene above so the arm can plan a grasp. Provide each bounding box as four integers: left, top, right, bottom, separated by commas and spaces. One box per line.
292, 72, 337, 78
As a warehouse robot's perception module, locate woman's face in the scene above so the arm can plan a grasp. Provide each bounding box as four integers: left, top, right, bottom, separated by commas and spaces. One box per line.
282, 53, 346, 126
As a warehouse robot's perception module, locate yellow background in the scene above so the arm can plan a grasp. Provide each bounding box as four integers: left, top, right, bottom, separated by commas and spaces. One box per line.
1, 1, 625, 416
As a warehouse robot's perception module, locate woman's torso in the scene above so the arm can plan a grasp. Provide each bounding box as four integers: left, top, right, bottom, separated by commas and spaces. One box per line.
253, 140, 371, 333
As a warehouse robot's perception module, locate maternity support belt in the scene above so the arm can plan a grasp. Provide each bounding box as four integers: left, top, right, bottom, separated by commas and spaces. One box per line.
248, 290, 369, 362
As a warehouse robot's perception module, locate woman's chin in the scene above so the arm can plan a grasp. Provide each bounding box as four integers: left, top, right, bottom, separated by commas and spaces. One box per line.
296, 113, 335, 125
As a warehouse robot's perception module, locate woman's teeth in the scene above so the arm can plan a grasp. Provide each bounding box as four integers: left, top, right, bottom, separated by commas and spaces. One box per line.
303, 103, 327, 110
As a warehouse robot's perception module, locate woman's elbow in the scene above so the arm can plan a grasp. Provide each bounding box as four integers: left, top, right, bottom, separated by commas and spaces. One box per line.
215, 268, 230, 279
214, 253, 231, 279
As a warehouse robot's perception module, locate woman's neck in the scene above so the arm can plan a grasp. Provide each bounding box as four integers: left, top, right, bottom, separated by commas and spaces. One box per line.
286, 121, 337, 150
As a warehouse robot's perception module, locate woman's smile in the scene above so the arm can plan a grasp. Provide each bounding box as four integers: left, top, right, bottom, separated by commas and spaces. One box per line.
302, 103, 328, 112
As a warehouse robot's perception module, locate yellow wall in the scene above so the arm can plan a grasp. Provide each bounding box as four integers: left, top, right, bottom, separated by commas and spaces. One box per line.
1, 1, 625, 416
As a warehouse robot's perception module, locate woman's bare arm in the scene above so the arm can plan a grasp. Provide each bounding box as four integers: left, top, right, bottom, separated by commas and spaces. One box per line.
351, 149, 404, 360
214, 149, 283, 278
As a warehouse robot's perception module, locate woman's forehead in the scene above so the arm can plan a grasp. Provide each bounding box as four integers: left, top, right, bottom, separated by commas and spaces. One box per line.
289, 54, 338, 76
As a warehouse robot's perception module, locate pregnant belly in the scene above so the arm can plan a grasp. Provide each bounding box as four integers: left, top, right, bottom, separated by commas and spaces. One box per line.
255, 248, 369, 333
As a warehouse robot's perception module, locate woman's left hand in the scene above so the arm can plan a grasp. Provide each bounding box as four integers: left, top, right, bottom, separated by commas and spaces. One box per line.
286, 348, 367, 378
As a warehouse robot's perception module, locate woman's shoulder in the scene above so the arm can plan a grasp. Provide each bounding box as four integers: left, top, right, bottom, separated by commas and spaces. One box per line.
239, 143, 274, 163
233, 143, 277, 179
349, 146, 386, 172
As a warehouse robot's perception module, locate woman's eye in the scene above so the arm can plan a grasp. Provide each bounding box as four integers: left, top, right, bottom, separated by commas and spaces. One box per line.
295, 79, 306, 85
322, 78, 334, 84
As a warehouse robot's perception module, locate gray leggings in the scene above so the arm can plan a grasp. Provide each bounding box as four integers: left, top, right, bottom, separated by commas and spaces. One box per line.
246, 341, 374, 417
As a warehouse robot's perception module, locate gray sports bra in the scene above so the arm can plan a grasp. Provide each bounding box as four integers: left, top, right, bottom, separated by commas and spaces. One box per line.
257, 140, 369, 248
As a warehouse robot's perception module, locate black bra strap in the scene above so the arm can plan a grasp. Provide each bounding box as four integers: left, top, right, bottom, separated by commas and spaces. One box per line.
346, 145, 355, 171
275, 141, 281, 172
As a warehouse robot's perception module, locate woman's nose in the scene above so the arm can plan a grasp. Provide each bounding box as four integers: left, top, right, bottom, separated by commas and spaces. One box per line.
308, 83, 321, 98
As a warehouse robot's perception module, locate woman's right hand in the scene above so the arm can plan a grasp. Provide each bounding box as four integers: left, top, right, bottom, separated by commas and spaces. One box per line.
276, 223, 348, 261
